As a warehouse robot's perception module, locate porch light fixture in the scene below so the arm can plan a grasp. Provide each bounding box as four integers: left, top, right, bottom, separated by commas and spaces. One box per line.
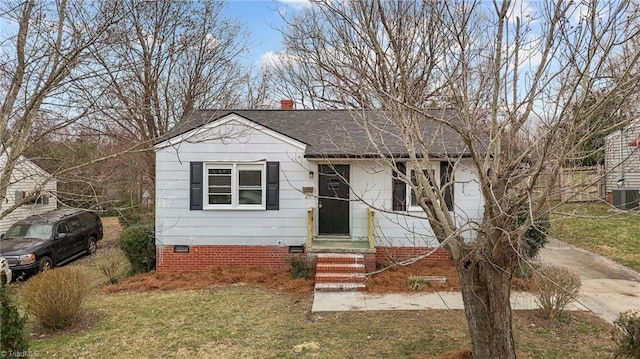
308, 171, 314, 178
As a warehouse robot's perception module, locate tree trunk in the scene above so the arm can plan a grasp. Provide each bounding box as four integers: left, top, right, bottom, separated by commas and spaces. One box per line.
457, 259, 516, 359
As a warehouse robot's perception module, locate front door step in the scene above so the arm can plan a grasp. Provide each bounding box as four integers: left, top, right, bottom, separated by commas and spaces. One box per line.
314, 253, 367, 292
309, 239, 374, 253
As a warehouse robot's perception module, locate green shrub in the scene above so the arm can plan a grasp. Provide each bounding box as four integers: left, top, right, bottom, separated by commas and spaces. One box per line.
286, 256, 312, 279
120, 222, 156, 274
612, 310, 640, 359
21, 267, 90, 330
113, 201, 153, 228
531, 265, 581, 320
0, 281, 29, 351
518, 210, 550, 259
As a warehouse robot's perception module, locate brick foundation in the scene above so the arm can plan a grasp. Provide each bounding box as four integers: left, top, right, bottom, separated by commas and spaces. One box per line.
375, 246, 451, 265
156, 245, 300, 272
156, 245, 450, 272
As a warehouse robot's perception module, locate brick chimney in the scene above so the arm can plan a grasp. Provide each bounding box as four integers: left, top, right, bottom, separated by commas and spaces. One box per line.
280, 99, 294, 110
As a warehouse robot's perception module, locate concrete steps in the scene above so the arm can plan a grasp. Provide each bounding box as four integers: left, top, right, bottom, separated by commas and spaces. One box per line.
314, 253, 367, 292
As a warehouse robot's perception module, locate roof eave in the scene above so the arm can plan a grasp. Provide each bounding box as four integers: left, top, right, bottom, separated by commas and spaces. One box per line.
303, 153, 474, 159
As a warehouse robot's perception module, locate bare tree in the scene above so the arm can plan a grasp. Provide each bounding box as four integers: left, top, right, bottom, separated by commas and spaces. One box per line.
272, 1, 640, 357
0, 0, 128, 221
84, 0, 250, 203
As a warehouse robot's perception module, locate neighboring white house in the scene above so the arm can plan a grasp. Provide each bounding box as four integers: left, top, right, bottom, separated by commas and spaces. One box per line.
0, 152, 57, 234
604, 120, 640, 196
154, 108, 484, 272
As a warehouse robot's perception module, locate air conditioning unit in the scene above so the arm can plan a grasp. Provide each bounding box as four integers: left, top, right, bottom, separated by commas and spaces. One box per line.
612, 189, 639, 210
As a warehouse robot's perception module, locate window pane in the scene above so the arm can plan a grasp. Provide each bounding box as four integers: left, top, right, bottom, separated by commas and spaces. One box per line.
209, 194, 231, 204
239, 170, 261, 187
210, 175, 231, 186
209, 168, 231, 175
410, 169, 434, 206
207, 166, 232, 205
410, 170, 419, 206
209, 186, 231, 194
239, 189, 262, 204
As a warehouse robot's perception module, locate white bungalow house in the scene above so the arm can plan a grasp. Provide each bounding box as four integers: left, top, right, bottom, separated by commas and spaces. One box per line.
154, 107, 484, 276
604, 120, 640, 207
0, 152, 57, 234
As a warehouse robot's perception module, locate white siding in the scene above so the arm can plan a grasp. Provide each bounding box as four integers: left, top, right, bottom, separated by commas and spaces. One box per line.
349, 159, 482, 247
605, 122, 640, 192
0, 155, 57, 234
155, 118, 315, 246
156, 116, 484, 249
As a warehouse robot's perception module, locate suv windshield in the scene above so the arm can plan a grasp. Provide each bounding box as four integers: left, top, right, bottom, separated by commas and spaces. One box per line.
3, 224, 53, 240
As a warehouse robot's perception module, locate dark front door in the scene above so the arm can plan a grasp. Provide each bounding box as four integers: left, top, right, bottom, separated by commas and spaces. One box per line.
318, 164, 350, 235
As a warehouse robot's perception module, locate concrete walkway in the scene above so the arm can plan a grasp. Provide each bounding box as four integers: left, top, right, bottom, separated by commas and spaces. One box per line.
312, 290, 586, 312
312, 238, 640, 324
536, 238, 640, 323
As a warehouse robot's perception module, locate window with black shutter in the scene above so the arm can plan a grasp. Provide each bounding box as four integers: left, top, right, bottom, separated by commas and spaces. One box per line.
440, 161, 455, 211
190, 161, 279, 210
392, 162, 406, 211
266, 162, 279, 210
190, 162, 203, 210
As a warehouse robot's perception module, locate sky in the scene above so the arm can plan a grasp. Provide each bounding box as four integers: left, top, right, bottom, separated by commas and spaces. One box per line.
223, 0, 310, 68
0, 0, 304, 69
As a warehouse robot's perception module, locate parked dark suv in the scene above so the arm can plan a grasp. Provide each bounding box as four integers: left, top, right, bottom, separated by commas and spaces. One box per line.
0, 209, 103, 277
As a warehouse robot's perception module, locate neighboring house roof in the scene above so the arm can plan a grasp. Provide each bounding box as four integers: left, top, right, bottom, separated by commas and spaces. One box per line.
0, 150, 55, 180
603, 119, 640, 146
156, 109, 477, 158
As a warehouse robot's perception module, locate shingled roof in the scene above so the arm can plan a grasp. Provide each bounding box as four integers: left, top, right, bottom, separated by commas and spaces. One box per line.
156, 108, 474, 158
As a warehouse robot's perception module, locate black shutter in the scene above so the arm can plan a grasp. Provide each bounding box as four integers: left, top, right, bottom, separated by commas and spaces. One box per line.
190, 162, 203, 210
392, 162, 406, 211
440, 161, 454, 211
266, 162, 279, 210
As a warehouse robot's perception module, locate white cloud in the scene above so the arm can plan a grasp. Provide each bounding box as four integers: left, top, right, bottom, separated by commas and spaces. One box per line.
276, 0, 312, 11
258, 50, 305, 71
568, 2, 592, 24
205, 33, 220, 51
258, 51, 282, 68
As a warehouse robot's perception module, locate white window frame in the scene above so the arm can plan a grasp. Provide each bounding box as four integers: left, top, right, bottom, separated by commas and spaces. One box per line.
204, 162, 266, 210
407, 164, 439, 212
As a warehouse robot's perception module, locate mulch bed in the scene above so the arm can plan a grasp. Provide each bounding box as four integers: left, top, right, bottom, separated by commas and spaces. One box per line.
103, 266, 315, 296
103, 259, 530, 295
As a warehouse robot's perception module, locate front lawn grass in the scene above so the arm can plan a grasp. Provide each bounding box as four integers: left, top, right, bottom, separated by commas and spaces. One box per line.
550, 202, 640, 271
22, 285, 613, 359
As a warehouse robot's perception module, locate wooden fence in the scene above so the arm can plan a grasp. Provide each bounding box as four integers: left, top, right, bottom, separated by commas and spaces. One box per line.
533, 166, 604, 203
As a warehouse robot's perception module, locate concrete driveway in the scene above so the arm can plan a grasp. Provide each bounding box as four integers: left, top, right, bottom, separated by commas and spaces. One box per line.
537, 238, 640, 323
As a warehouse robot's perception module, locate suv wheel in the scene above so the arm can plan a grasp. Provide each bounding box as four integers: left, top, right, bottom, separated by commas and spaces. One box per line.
39, 257, 53, 273
87, 237, 97, 256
